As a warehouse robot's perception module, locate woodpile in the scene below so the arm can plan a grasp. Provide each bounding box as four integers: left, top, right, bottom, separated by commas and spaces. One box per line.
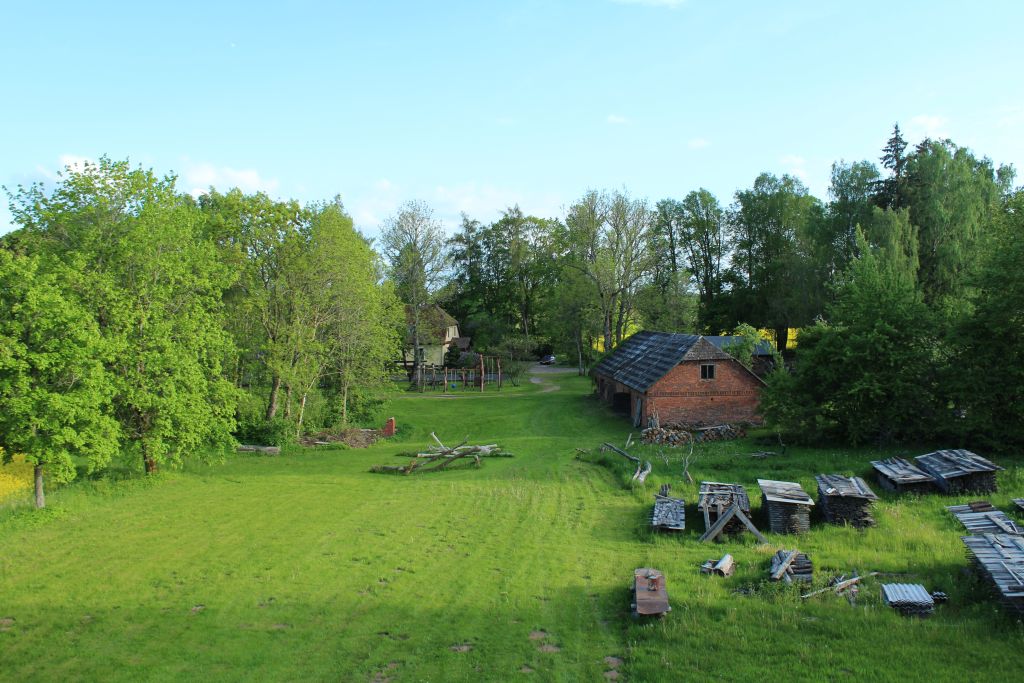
947, 504, 1022, 535
815, 474, 878, 528
698, 482, 752, 536
881, 583, 935, 618
651, 484, 685, 531
962, 534, 1024, 616
914, 449, 1002, 494
640, 426, 692, 446
700, 554, 735, 577
758, 479, 814, 534
871, 457, 936, 494
769, 549, 813, 583
370, 433, 508, 474
1015, 498, 1024, 514
693, 424, 745, 442
631, 568, 671, 617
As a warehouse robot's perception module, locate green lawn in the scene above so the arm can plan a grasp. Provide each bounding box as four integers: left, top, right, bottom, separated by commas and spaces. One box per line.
1, 372, 1022, 682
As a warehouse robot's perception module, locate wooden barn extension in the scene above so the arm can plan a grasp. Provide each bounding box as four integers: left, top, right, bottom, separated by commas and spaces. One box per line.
914, 449, 1003, 494
592, 331, 765, 428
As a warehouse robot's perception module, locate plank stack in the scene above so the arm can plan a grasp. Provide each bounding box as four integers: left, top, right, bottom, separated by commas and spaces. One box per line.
961, 534, 1024, 616
1012, 498, 1024, 514
758, 479, 814, 534
947, 504, 1023, 535
651, 484, 685, 531
815, 474, 878, 528
871, 457, 936, 494
914, 449, 1002, 494
881, 583, 935, 618
698, 482, 752, 536
769, 549, 813, 583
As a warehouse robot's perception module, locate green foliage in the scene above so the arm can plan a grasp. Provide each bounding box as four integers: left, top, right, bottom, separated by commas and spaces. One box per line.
10, 158, 239, 472
0, 252, 120, 497
721, 322, 764, 369
764, 231, 942, 445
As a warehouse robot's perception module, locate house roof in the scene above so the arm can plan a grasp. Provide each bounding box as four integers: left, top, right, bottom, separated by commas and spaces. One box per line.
592, 330, 766, 393
704, 335, 776, 356
592, 331, 701, 392
404, 304, 458, 345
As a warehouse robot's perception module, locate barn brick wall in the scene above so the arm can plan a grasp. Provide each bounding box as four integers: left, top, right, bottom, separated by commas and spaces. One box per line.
644, 359, 762, 427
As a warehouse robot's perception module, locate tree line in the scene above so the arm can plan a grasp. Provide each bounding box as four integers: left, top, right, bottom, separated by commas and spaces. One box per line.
2, 124, 1022, 507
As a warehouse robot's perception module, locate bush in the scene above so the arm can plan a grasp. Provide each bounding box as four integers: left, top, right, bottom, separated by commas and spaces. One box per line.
234, 416, 295, 447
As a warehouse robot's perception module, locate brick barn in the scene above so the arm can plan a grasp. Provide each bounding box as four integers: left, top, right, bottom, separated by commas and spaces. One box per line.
592, 331, 766, 427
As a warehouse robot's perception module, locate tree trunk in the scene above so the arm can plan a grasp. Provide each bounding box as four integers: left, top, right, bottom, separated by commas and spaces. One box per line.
266, 374, 282, 420
341, 382, 349, 426
774, 326, 788, 353
603, 314, 614, 354
575, 328, 584, 376
284, 385, 292, 419
33, 464, 45, 509
297, 393, 307, 439
141, 444, 157, 475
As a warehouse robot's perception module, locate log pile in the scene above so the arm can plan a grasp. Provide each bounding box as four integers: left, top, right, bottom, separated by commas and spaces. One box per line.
881, 583, 935, 618
769, 549, 813, 583
871, 457, 936, 494
651, 484, 685, 531
962, 533, 1024, 616
816, 474, 878, 528
693, 424, 745, 442
370, 433, 508, 474
640, 427, 692, 446
914, 449, 1002, 494
758, 479, 814, 534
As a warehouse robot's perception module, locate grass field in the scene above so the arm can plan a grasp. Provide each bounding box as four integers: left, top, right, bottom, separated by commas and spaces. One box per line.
1, 370, 1022, 682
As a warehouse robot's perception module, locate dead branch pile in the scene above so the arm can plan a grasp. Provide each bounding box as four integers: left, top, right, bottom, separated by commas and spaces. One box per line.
301, 428, 379, 448
600, 442, 653, 483
769, 549, 813, 583
370, 433, 508, 474
693, 424, 745, 442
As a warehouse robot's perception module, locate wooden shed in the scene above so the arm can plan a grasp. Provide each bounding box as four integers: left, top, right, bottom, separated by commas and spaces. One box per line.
871, 457, 936, 494
947, 504, 1023, 535
914, 449, 1003, 494
758, 479, 814, 534
698, 482, 751, 536
961, 534, 1024, 616
592, 331, 764, 428
816, 474, 878, 528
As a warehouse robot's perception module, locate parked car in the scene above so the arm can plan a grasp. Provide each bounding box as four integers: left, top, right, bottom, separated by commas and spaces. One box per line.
539, 354, 556, 365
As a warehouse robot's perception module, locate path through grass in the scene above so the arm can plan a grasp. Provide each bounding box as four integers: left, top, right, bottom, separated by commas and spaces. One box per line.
0, 371, 1022, 681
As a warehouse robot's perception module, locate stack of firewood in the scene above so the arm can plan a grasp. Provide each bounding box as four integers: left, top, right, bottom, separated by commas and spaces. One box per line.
769, 549, 813, 583
640, 427, 692, 446
693, 424, 745, 442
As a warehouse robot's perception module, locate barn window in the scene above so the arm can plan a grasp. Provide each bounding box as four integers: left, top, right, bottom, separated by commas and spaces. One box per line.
700, 364, 716, 380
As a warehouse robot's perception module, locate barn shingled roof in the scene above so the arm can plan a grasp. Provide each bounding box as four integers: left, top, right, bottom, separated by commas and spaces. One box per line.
592, 331, 701, 392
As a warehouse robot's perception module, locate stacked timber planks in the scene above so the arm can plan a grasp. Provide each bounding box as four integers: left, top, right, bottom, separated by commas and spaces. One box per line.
651, 484, 685, 531
871, 457, 936, 494
1013, 498, 1024, 514
769, 549, 813, 583
947, 504, 1023, 535
816, 474, 878, 528
914, 449, 1002, 494
758, 479, 814, 534
961, 534, 1024, 616
881, 584, 935, 617
698, 482, 751, 536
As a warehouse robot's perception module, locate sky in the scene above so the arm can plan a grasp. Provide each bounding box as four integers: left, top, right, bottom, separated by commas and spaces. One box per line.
2, 0, 1023, 237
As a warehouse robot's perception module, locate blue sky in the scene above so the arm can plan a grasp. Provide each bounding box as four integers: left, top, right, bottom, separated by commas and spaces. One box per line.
2, 1, 1022, 236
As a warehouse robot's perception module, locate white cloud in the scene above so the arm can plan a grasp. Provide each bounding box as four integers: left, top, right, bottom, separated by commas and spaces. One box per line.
432, 183, 564, 231
33, 154, 96, 181
906, 114, 949, 141
182, 162, 280, 197
687, 137, 711, 149
780, 154, 808, 181
612, 0, 687, 7
606, 114, 628, 125
995, 105, 1024, 128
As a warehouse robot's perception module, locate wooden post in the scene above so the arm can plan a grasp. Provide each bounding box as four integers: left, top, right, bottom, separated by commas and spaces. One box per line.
443, 367, 447, 393
480, 355, 485, 392
497, 357, 502, 391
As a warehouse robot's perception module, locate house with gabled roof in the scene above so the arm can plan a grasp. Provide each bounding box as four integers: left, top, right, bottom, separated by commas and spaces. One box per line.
401, 304, 465, 367
592, 331, 766, 427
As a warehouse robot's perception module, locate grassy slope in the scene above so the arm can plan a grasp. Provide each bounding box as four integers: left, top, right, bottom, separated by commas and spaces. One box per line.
0, 373, 1021, 682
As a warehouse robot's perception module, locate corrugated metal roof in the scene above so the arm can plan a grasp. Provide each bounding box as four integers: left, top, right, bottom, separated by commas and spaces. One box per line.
592, 331, 701, 392
882, 583, 934, 606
